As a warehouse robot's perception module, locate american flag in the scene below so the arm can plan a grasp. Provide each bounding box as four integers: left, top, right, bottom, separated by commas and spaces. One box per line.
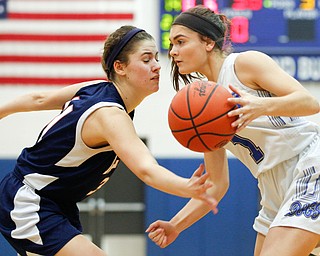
0, 0, 135, 86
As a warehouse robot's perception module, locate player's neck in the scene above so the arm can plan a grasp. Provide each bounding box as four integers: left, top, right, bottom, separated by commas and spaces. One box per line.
205, 54, 226, 82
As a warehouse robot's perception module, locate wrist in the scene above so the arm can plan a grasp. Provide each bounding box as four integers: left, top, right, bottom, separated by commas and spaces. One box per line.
170, 216, 186, 234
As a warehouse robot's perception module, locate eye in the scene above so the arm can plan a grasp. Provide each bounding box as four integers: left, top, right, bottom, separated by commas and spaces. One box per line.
143, 54, 159, 63
142, 55, 152, 63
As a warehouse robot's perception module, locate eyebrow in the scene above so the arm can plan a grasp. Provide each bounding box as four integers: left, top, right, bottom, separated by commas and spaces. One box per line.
170, 34, 187, 42
140, 51, 159, 58
141, 51, 156, 55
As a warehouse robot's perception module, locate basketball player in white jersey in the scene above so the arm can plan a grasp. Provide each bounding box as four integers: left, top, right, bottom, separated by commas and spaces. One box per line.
147, 6, 320, 256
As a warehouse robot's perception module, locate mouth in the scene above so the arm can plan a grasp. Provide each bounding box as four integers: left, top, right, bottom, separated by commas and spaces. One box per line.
151, 75, 160, 81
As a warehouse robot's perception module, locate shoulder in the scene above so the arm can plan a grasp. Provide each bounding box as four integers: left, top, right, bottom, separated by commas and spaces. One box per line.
89, 106, 134, 141
237, 51, 272, 64
94, 106, 128, 122
85, 105, 130, 131
235, 51, 274, 67
233, 51, 278, 89
234, 51, 280, 76
75, 80, 110, 94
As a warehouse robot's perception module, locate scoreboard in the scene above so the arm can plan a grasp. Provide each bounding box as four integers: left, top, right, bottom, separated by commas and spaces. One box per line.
159, 0, 320, 53
159, 0, 320, 81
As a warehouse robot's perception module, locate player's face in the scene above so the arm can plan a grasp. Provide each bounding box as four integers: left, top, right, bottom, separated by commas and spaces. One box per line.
169, 25, 209, 74
124, 40, 160, 96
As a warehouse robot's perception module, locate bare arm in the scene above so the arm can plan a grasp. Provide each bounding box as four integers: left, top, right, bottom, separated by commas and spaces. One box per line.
0, 80, 106, 119
227, 51, 320, 130
84, 106, 217, 206
170, 149, 229, 231
146, 148, 229, 247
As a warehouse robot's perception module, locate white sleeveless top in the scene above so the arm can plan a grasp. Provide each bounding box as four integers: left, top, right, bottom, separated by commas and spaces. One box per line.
218, 53, 320, 178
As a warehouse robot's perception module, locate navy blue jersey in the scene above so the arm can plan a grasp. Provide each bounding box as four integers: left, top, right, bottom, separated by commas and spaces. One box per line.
14, 81, 134, 202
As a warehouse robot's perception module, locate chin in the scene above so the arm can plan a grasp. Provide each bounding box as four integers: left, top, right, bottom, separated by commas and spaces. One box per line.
178, 66, 192, 75
150, 85, 159, 94
178, 68, 186, 74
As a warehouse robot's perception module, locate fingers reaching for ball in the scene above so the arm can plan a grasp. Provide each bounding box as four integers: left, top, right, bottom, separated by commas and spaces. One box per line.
227, 84, 267, 132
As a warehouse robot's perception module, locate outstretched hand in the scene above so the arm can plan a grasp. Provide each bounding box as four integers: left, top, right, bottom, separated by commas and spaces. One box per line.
187, 164, 218, 214
227, 84, 266, 132
146, 220, 178, 248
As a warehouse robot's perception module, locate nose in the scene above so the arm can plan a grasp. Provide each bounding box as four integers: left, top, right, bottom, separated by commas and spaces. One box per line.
152, 61, 161, 71
169, 45, 177, 57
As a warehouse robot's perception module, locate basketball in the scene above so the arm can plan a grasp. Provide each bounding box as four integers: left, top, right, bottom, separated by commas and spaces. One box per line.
168, 80, 238, 152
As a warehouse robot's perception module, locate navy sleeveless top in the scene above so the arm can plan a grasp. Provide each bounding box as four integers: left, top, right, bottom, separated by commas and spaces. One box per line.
14, 81, 134, 202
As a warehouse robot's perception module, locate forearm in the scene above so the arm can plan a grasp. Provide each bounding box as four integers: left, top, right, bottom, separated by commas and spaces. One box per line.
0, 93, 44, 119
170, 178, 228, 231
233, 51, 320, 118
164, 150, 229, 232
0, 91, 64, 119
0, 81, 95, 120
141, 164, 190, 198
264, 91, 319, 117
170, 198, 211, 233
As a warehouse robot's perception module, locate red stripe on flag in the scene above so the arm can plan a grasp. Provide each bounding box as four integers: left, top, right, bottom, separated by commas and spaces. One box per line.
0, 77, 105, 86
1, 1, 133, 86
8, 12, 134, 20
0, 55, 101, 63
0, 34, 107, 42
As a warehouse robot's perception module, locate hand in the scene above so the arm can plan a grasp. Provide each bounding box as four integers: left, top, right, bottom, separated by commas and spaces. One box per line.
227, 85, 266, 132
187, 164, 218, 214
146, 220, 179, 248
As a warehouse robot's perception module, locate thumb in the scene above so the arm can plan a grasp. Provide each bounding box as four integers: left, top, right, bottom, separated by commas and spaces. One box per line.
145, 221, 160, 232
192, 163, 205, 177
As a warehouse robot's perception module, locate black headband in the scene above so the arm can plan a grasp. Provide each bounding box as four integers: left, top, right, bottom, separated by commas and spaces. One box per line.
106, 28, 145, 71
172, 12, 224, 48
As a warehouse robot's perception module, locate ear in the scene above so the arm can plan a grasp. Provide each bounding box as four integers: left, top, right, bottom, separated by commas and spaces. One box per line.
113, 60, 126, 76
205, 39, 216, 52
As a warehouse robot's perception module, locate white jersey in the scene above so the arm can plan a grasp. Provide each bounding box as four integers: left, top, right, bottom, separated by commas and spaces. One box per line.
218, 53, 320, 178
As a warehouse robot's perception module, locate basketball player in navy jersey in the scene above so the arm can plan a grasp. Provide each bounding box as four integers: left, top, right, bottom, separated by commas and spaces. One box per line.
147, 6, 320, 256
0, 26, 218, 256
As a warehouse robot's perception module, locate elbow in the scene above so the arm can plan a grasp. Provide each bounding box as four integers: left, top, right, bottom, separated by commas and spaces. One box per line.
305, 93, 320, 115
132, 164, 155, 187
31, 92, 62, 110
218, 173, 230, 197
31, 92, 47, 108
220, 179, 230, 198
309, 98, 320, 115
209, 178, 229, 203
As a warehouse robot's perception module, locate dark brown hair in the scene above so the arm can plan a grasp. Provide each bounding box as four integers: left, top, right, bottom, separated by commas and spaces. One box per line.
101, 25, 154, 81
170, 5, 233, 91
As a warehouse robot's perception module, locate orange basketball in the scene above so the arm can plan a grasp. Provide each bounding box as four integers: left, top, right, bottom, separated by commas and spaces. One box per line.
168, 80, 238, 152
